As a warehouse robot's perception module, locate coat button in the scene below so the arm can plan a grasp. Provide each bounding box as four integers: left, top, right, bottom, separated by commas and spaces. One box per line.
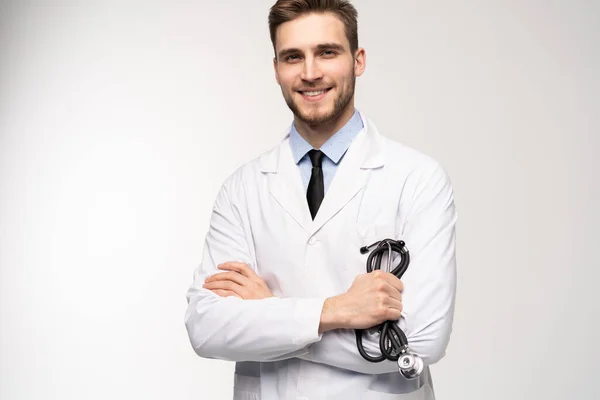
308, 237, 317, 245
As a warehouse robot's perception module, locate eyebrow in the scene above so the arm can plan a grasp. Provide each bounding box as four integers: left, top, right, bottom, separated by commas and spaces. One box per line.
277, 43, 346, 60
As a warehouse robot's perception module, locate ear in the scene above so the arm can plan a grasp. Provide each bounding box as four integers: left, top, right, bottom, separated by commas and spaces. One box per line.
353, 47, 366, 77
273, 57, 281, 85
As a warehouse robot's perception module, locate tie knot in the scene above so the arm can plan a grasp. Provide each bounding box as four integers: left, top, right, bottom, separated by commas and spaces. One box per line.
308, 149, 324, 167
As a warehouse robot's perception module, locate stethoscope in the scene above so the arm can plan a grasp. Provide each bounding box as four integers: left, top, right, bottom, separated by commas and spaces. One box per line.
355, 239, 424, 379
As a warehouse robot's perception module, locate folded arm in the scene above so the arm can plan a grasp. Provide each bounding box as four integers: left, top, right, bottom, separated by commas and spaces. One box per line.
184, 180, 326, 362
191, 163, 457, 373
299, 163, 458, 374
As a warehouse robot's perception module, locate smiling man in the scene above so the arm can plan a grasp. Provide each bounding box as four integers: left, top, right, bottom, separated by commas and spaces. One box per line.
185, 1, 458, 399
274, 11, 361, 144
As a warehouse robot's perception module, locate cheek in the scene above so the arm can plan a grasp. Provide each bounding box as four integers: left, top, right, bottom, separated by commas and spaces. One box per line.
326, 64, 354, 85
277, 68, 299, 90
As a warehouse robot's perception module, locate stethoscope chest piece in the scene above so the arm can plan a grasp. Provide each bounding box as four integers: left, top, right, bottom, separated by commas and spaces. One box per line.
398, 352, 424, 380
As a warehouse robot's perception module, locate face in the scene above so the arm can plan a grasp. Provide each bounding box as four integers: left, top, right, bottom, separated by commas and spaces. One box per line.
273, 13, 365, 127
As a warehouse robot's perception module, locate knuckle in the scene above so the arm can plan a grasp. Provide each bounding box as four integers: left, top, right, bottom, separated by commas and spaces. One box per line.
376, 294, 387, 308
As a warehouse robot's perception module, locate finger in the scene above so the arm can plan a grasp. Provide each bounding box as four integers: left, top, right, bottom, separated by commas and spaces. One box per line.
218, 263, 268, 287
385, 306, 403, 321
218, 262, 255, 278
379, 297, 403, 321
203, 280, 246, 297
387, 297, 403, 312
381, 273, 404, 293
205, 271, 251, 287
379, 281, 402, 301
210, 289, 241, 298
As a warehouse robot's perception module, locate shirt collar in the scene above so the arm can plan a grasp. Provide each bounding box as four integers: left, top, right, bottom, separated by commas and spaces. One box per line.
289, 109, 364, 165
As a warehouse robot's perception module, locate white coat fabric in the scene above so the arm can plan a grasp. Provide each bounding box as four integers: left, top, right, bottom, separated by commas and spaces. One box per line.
185, 112, 458, 400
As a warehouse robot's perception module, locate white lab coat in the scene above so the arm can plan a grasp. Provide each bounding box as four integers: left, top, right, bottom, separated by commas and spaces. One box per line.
185, 112, 457, 400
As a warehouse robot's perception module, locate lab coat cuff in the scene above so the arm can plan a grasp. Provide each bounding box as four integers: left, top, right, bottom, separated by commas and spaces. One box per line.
293, 297, 326, 346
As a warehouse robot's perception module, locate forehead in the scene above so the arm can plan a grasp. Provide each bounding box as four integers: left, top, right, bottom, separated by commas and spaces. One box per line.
275, 12, 349, 52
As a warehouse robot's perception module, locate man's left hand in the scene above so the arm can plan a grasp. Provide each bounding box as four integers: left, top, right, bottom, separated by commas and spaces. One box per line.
203, 262, 274, 300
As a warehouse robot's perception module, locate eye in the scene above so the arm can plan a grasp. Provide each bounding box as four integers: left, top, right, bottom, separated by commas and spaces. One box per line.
285, 54, 302, 62
321, 50, 337, 57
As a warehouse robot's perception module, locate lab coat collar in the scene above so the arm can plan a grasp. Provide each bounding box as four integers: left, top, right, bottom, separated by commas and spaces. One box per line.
259, 112, 384, 172
260, 112, 385, 234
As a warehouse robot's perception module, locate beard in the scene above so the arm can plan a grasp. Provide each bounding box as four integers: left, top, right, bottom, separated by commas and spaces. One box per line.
284, 75, 356, 127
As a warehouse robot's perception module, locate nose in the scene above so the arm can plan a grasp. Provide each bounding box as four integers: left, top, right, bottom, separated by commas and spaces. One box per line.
300, 57, 323, 82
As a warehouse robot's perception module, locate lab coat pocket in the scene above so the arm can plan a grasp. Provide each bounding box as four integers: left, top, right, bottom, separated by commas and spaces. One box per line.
355, 223, 400, 273
233, 374, 260, 400
357, 223, 398, 245
341, 223, 385, 280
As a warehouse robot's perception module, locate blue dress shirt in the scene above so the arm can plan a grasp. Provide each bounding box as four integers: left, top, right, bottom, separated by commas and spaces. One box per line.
289, 110, 364, 195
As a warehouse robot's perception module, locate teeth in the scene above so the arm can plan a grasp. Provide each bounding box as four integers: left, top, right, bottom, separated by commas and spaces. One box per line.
303, 90, 326, 96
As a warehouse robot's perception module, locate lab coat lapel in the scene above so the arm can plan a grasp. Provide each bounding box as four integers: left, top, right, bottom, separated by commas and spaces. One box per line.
310, 116, 385, 235
264, 137, 312, 233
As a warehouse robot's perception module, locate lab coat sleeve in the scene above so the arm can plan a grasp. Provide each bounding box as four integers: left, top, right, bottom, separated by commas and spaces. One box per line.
298, 163, 457, 374
184, 178, 326, 362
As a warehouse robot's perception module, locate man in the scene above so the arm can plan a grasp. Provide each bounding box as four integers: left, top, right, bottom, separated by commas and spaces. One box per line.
184, 0, 457, 399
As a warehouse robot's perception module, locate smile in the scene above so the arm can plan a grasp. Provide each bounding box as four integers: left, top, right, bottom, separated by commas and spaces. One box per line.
298, 88, 332, 101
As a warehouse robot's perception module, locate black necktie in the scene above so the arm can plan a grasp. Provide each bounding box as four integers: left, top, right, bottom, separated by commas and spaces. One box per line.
307, 149, 325, 220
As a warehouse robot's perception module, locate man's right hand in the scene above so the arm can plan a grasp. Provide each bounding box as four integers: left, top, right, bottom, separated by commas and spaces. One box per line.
319, 270, 404, 333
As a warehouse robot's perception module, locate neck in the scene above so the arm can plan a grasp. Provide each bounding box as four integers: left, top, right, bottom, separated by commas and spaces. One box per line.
294, 103, 355, 149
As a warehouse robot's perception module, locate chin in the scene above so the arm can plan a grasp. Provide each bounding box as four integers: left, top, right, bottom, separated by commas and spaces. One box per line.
299, 103, 336, 123
299, 110, 336, 126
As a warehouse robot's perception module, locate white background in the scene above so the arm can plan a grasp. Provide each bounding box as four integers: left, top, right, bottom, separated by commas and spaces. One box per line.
1, 1, 598, 399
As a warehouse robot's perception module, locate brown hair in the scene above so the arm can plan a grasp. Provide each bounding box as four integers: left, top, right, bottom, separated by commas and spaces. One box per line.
268, 0, 359, 57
